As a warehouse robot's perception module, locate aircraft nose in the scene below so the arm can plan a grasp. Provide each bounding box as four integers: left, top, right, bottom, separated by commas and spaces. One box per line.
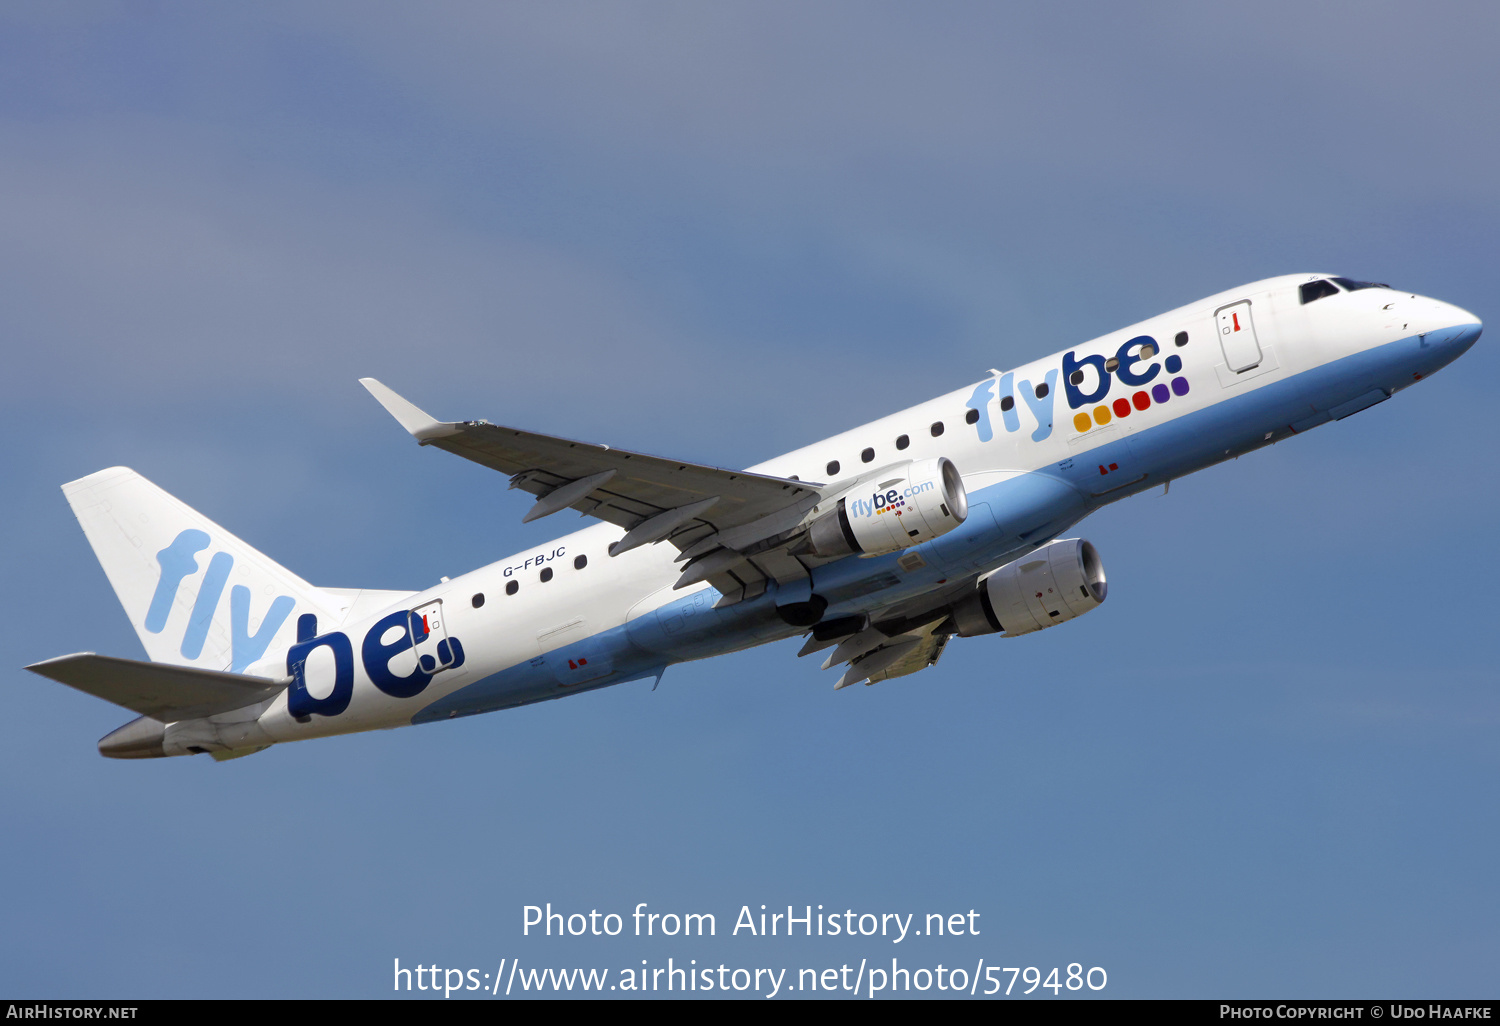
1436, 303, 1482, 354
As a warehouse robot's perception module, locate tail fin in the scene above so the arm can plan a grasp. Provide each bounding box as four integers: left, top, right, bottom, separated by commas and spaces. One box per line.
62, 467, 343, 674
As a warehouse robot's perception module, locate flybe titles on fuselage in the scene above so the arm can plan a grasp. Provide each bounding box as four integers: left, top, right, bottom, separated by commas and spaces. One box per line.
146, 528, 467, 720
285, 607, 467, 719
962, 335, 1190, 444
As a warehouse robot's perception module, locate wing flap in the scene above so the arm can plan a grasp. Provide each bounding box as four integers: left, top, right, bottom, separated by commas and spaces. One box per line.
27, 653, 285, 722
864, 631, 950, 684
817, 616, 953, 689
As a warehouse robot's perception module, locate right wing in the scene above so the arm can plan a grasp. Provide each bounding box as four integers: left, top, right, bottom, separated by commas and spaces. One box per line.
798, 612, 954, 689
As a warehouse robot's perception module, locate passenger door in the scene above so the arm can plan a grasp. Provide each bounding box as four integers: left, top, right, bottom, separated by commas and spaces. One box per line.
410, 599, 458, 673
1216, 300, 1263, 373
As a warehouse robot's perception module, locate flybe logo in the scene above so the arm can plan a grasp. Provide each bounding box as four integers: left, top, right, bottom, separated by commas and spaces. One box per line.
149, 528, 466, 718
849, 480, 937, 518
850, 489, 903, 518
283, 606, 466, 720
147, 529, 295, 673
1063, 334, 1190, 434
961, 335, 1192, 444
965, 369, 1058, 443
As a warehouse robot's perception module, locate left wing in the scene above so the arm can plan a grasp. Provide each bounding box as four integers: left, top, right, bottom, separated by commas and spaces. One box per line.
361, 379, 823, 605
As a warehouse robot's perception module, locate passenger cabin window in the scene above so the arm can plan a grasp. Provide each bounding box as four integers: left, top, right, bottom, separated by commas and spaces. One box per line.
1300, 279, 1340, 304
1034, 382, 1049, 398
964, 409, 979, 424
1330, 277, 1390, 292
1000, 395, 1015, 412
574, 554, 587, 570
540, 567, 553, 583
895, 434, 910, 450
1069, 370, 1084, 385
930, 422, 944, 437
826, 460, 841, 476
472, 593, 485, 608
506, 580, 519, 596
1175, 331, 1189, 347
861, 447, 875, 463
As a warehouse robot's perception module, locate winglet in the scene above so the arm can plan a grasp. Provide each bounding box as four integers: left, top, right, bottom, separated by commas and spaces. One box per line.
359, 378, 462, 442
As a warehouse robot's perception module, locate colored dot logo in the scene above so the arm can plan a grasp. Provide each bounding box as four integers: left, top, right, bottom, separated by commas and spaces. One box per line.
1074, 364, 1190, 434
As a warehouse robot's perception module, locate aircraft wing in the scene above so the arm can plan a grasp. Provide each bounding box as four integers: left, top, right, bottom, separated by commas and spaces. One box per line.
863, 629, 949, 685
799, 614, 952, 689
26, 653, 286, 721
361, 379, 824, 604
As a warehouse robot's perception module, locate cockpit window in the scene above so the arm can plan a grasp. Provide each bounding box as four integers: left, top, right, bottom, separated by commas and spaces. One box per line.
1300, 279, 1339, 304
1330, 277, 1390, 292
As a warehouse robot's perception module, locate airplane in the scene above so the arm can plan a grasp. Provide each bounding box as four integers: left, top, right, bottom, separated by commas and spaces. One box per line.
25, 273, 1481, 760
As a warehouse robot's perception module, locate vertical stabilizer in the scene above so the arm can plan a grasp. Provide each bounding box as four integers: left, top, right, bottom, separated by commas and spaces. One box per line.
62, 467, 343, 674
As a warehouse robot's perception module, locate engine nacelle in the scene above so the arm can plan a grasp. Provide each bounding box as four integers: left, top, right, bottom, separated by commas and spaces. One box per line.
950, 538, 1107, 637
803, 457, 968, 558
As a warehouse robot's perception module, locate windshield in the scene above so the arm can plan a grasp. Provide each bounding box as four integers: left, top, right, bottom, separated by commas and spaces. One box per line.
1330, 277, 1390, 292
1300, 279, 1339, 304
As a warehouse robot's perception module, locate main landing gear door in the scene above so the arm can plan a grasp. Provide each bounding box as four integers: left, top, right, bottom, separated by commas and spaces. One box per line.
1216, 300, 1263, 374
410, 600, 458, 673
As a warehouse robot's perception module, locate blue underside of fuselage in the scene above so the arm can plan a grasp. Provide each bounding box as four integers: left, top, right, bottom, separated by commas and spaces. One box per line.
412, 323, 1479, 725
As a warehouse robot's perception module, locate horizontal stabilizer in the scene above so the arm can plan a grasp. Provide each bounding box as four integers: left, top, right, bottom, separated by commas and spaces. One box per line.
27, 653, 286, 722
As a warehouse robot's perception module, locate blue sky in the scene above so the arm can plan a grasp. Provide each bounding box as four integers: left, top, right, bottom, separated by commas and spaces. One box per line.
3, 1, 1498, 999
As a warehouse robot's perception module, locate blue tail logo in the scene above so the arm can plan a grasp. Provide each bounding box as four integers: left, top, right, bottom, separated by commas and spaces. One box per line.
147, 529, 296, 673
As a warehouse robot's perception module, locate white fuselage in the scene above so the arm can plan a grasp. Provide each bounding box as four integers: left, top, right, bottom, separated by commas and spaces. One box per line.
156, 274, 1479, 757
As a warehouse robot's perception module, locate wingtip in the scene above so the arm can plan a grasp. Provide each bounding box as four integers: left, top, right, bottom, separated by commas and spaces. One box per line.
359, 378, 460, 442
25, 652, 98, 673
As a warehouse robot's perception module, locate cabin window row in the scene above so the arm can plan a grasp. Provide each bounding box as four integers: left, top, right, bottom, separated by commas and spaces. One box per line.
813, 335, 1189, 478
822, 420, 941, 477
471, 553, 590, 606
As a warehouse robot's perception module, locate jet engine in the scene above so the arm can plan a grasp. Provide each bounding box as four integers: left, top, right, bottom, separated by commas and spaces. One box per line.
950, 538, 1106, 637
801, 457, 968, 558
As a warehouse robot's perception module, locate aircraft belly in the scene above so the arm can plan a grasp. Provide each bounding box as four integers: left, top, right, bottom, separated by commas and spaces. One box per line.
625, 583, 793, 661
411, 621, 668, 723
